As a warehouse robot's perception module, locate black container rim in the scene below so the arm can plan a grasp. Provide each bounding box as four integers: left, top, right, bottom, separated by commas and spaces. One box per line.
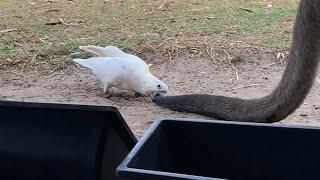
154, 117, 320, 130
117, 117, 226, 180
0, 100, 137, 145
116, 116, 320, 180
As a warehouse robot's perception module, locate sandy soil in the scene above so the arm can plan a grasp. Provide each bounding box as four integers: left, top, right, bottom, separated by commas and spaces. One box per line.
1, 54, 320, 138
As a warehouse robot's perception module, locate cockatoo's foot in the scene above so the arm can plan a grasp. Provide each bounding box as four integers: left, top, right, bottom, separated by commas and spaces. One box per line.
102, 83, 113, 98
150, 91, 166, 101
103, 83, 111, 94
101, 93, 112, 98
134, 92, 145, 98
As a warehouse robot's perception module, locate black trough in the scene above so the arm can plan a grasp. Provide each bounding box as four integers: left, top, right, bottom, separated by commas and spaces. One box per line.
0, 100, 136, 180
117, 118, 320, 180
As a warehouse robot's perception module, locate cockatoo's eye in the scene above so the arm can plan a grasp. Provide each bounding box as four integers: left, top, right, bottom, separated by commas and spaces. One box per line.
157, 84, 161, 89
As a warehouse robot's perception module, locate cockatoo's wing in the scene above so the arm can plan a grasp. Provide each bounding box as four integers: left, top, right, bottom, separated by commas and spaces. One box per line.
79, 45, 127, 57
104, 45, 127, 56
73, 57, 129, 83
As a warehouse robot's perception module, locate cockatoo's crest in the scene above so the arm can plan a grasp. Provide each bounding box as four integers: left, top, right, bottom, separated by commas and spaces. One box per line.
145, 64, 153, 76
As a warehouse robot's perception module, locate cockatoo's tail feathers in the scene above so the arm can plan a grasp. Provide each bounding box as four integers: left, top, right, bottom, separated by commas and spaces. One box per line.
79, 45, 126, 57
73, 58, 95, 70
104, 46, 125, 54
79, 45, 111, 57
145, 64, 153, 76
73, 58, 85, 65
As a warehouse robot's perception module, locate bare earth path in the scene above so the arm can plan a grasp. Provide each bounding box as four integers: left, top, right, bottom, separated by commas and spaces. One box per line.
1, 54, 320, 137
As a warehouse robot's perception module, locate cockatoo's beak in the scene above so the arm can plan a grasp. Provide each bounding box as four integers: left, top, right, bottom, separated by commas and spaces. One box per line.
150, 91, 167, 100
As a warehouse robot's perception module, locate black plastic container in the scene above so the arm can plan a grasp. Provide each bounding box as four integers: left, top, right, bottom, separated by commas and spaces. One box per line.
0, 100, 136, 180
117, 118, 320, 180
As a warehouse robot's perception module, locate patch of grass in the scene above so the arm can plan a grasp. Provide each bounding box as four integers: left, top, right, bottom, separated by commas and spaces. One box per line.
232, 1, 296, 45
0, 45, 22, 57
0, 0, 298, 73
262, 39, 290, 47
36, 25, 62, 36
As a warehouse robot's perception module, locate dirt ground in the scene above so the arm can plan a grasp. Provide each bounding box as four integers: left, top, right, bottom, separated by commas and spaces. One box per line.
1, 51, 320, 138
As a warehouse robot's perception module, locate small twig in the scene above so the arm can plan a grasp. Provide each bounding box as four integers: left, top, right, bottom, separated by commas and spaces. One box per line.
276, 52, 286, 65
39, 38, 46, 43
231, 84, 262, 91
70, 51, 80, 56
47, 71, 60, 78
45, 9, 60, 13
59, 18, 82, 26
27, 1, 36, 5
170, 45, 174, 55
206, 48, 215, 62
207, 16, 225, 20
223, 49, 239, 80
30, 54, 38, 64
235, 71, 239, 80
276, 52, 285, 59
39, 36, 49, 43
20, 61, 27, 74
77, 37, 93, 41
45, 21, 62, 25
239, 8, 254, 13
168, 51, 172, 62
0, 28, 16, 34
59, 18, 70, 26
222, 49, 231, 60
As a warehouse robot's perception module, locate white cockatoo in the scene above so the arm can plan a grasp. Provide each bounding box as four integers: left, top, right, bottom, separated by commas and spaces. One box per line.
73, 45, 168, 97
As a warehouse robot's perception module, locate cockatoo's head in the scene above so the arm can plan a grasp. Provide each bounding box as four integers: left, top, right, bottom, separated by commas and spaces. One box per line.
151, 75, 169, 93
137, 64, 168, 96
